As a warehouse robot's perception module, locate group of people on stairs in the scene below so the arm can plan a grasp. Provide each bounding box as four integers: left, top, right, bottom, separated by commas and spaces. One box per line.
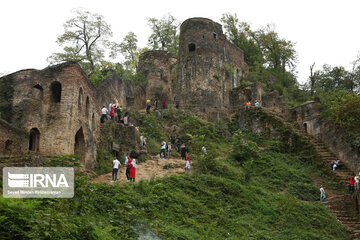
100, 98, 131, 126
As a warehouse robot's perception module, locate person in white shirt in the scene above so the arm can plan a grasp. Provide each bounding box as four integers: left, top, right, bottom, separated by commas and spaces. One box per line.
355, 175, 359, 190
202, 146, 207, 154
101, 106, 109, 123
112, 157, 121, 182
185, 154, 191, 175
320, 186, 326, 202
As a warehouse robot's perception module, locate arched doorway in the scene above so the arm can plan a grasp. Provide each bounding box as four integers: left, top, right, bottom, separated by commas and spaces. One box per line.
74, 127, 85, 165
303, 123, 308, 134
50, 81, 62, 103
29, 128, 40, 152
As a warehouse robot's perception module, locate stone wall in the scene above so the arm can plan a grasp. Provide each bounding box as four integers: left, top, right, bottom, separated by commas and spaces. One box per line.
292, 101, 360, 172
96, 71, 133, 110
175, 18, 246, 117
262, 91, 289, 117
230, 83, 264, 112
0, 63, 99, 168
0, 119, 28, 155
137, 50, 177, 108
99, 122, 146, 159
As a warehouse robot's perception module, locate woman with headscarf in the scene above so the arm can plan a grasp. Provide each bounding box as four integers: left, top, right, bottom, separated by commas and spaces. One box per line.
129, 158, 136, 182
110, 104, 115, 120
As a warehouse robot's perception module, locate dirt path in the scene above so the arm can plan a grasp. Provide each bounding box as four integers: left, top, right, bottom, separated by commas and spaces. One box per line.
92, 156, 187, 183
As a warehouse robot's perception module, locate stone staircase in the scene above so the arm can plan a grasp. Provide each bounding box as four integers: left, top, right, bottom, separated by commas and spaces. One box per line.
262, 109, 360, 239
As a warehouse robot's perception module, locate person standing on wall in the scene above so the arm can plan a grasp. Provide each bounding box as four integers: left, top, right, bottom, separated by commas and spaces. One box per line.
112, 157, 121, 183
255, 100, 260, 109
110, 104, 115, 120
146, 100, 151, 114
116, 105, 122, 123
101, 106, 108, 123
245, 100, 251, 110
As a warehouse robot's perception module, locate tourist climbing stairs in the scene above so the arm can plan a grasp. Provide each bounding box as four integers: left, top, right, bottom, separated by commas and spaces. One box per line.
262, 108, 360, 239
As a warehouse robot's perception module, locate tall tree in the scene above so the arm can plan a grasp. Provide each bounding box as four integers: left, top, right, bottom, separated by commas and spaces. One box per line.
311, 65, 357, 93
147, 14, 179, 55
221, 13, 297, 73
48, 9, 113, 76
220, 13, 263, 68
110, 32, 146, 72
252, 25, 297, 72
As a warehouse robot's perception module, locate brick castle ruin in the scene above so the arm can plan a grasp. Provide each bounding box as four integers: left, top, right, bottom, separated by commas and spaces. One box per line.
0, 18, 358, 171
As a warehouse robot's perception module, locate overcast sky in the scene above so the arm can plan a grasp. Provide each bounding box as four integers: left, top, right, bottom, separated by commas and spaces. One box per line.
1, 0, 360, 84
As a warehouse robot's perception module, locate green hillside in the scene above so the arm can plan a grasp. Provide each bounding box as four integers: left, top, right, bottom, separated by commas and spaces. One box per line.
0, 109, 351, 239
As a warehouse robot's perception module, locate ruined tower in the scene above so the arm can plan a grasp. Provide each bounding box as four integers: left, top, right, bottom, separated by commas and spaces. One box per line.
0, 63, 99, 168
175, 18, 247, 119
136, 50, 177, 108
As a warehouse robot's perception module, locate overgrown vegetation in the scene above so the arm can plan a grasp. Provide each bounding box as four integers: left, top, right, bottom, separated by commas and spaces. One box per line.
0, 109, 352, 239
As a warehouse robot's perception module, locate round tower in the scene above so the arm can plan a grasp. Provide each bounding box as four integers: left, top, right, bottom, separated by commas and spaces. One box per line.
175, 18, 246, 118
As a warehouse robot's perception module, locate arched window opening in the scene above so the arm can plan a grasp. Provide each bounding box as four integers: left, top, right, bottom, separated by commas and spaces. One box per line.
5, 140, 13, 152
50, 81, 61, 103
303, 123, 308, 133
74, 127, 85, 165
188, 43, 196, 52
213, 32, 217, 39
85, 96, 90, 117
29, 128, 40, 152
78, 88, 83, 111
32, 84, 43, 100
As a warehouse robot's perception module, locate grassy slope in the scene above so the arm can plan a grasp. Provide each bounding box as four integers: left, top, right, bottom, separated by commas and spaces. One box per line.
0, 109, 351, 240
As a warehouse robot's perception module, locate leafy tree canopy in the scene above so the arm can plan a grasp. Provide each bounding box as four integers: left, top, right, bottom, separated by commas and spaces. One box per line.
221, 13, 297, 73
48, 9, 113, 76
306, 63, 360, 95
147, 14, 180, 55
110, 32, 148, 72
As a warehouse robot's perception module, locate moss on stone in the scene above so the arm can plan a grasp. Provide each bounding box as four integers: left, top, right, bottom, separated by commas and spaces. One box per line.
0, 75, 14, 122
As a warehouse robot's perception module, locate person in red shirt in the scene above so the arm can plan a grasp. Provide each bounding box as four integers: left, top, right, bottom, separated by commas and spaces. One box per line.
162, 100, 166, 109
245, 101, 251, 110
349, 177, 355, 193
110, 104, 115, 120
129, 158, 136, 182
185, 154, 191, 175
